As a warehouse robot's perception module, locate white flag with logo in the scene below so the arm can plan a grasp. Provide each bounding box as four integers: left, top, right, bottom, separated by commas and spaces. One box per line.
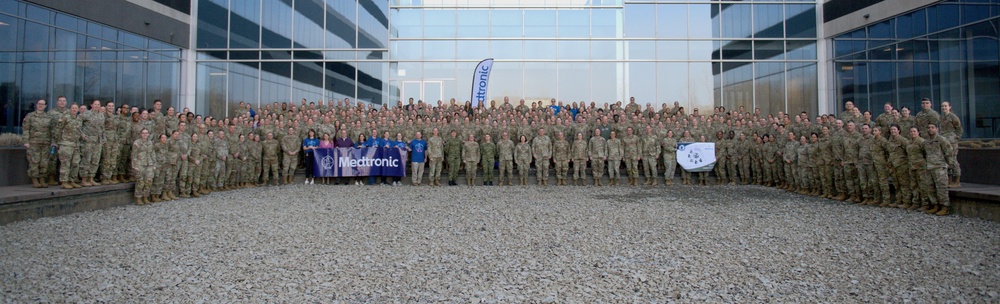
470, 58, 494, 105
676, 142, 716, 172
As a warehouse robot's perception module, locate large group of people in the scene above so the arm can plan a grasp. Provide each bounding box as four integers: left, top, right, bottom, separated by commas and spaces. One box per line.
21, 95, 963, 216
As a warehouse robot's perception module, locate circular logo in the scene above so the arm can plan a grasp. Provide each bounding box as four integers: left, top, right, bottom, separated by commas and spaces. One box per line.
687, 148, 703, 164
321, 155, 335, 170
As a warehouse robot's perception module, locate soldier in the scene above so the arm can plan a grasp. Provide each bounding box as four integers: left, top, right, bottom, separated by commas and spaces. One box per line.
816, 127, 834, 198
607, 131, 625, 185
782, 132, 799, 192
842, 122, 862, 203
22, 99, 53, 188
660, 130, 677, 185
462, 134, 480, 186
497, 131, 515, 186
570, 132, 588, 186
79, 100, 105, 187
131, 128, 155, 205
57, 104, 83, 189
181, 132, 202, 197
796, 135, 813, 195
235, 134, 250, 188
621, 127, 641, 186
532, 128, 552, 186
857, 124, 875, 205
445, 130, 462, 186
427, 128, 445, 186
641, 126, 661, 186
906, 127, 930, 210
199, 128, 215, 194
161, 131, 181, 201
261, 132, 280, 185
479, 134, 496, 186
249, 134, 263, 186
870, 127, 891, 206
735, 132, 751, 185
714, 131, 728, 185
150, 134, 169, 202
588, 129, 608, 186
45, 96, 70, 186
552, 132, 570, 186
213, 130, 229, 191
281, 127, 300, 184
939, 101, 962, 187
886, 125, 911, 207
116, 107, 134, 182
100, 101, 121, 185
924, 123, 951, 215
515, 135, 532, 185
226, 125, 242, 189
725, 131, 739, 185
914, 98, 941, 138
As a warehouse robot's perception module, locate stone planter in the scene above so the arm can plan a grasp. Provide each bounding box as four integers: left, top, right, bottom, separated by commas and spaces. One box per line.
957, 148, 1000, 186
0, 147, 29, 187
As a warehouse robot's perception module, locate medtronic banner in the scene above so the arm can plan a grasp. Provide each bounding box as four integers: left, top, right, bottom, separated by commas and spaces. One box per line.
470, 58, 494, 105
677, 142, 716, 172
312, 147, 408, 177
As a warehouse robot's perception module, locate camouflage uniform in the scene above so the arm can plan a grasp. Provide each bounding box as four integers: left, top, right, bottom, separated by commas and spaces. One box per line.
261, 137, 280, 184
79, 109, 105, 184
641, 133, 660, 185
924, 133, 951, 207
588, 135, 608, 184
180, 136, 200, 196
906, 136, 930, 207
427, 134, 445, 184
552, 136, 570, 184
213, 135, 229, 188
571, 138, 588, 184
736, 138, 752, 184
445, 135, 463, 183
886, 135, 911, 206
940, 111, 962, 182
480, 139, 496, 184
871, 135, 891, 204
621, 134, 640, 184
915, 109, 940, 138
100, 112, 121, 183
151, 139, 169, 197
280, 133, 299, 183
725, 138, 739, 183
606, 137, 624, 182
714, 137, 728, 184
783, 140, 799, 190
661, 136, 677, 184
462, 140, 480, 185
57, 112, 83, 185
515, 141, 532, 184
842, 131, 861, 200
131, 137, 155, 200
857, 133, 875, 203
532, 134, 552, 184
815, 136, 834, 197
22, 109, 53, 181
497, 137, 515, 185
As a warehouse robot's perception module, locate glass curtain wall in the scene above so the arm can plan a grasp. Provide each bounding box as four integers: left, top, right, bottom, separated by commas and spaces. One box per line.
832, 0, 1000, 138
194, 0, 390, 118
388, 0, 817, 115
0, 0, 183, 133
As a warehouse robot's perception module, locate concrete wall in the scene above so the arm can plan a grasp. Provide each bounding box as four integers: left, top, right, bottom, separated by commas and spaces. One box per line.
24, 0, 190, 48
0, 148, 30, 187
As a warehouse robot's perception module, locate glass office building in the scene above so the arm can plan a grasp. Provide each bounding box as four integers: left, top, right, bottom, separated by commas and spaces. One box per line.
192, 0, 818, 118
832, 0, 1000, 138
0, 0, 183, 133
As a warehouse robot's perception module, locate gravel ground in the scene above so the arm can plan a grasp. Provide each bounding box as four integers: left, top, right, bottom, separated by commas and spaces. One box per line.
1, 184, 999, 302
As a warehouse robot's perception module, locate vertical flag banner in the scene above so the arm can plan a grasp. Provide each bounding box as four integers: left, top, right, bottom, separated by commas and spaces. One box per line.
470, 58, 494, 105
676, 142, 717, 172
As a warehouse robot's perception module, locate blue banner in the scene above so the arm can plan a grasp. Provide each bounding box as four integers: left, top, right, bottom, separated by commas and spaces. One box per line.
313, 147, 408, 177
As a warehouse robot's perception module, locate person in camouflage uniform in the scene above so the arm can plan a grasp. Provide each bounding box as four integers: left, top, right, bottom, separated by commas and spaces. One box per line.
22, 99, 53, 188
532, 128, 552, 186
640, 126, 661, 186
724, 131, 739, 185
606, 131, 624, 185
870, 127, 891, 206
841, 122, 862, 203
783, 132, 799, 192
660, 130, 677, 185
588, 129, 608, 186
261, 132, 281, 186
445, 130, 463, 186
213, 130, 229, 190
552, 132, 571, 186
280, 127, 299, 184
735, 132, 750, 185
497, 131, 515, 186
857, 124, 875, 205
915, 98, 940, 138
199, 129, 215, 194
162, 132, 181, 201
886, 125, 911, 207
462, 134, 480, 186
99, 101, 121, 185
116, 107, 134, 182
924, 123, 952, 215
427, 128, 445, 186
131, 128, 155, 205
515, 135, 532, 185
480, 134, 496, 185
181, 132, 202, 197
57, 104, 83, 189
939, 101, 962, 187
621, 127, 641, 186
79, 100, 105, 187
906, 127, 930, 210
45, 97, 70, 186
796, 135, 812, 194
149, 134, 170, 202
816, 127, 835, 198
713, 131, 728, 185
570, 132, 588, 186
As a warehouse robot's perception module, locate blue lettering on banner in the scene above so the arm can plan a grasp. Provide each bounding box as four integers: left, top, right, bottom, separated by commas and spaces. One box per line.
313, 147, 408, 177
